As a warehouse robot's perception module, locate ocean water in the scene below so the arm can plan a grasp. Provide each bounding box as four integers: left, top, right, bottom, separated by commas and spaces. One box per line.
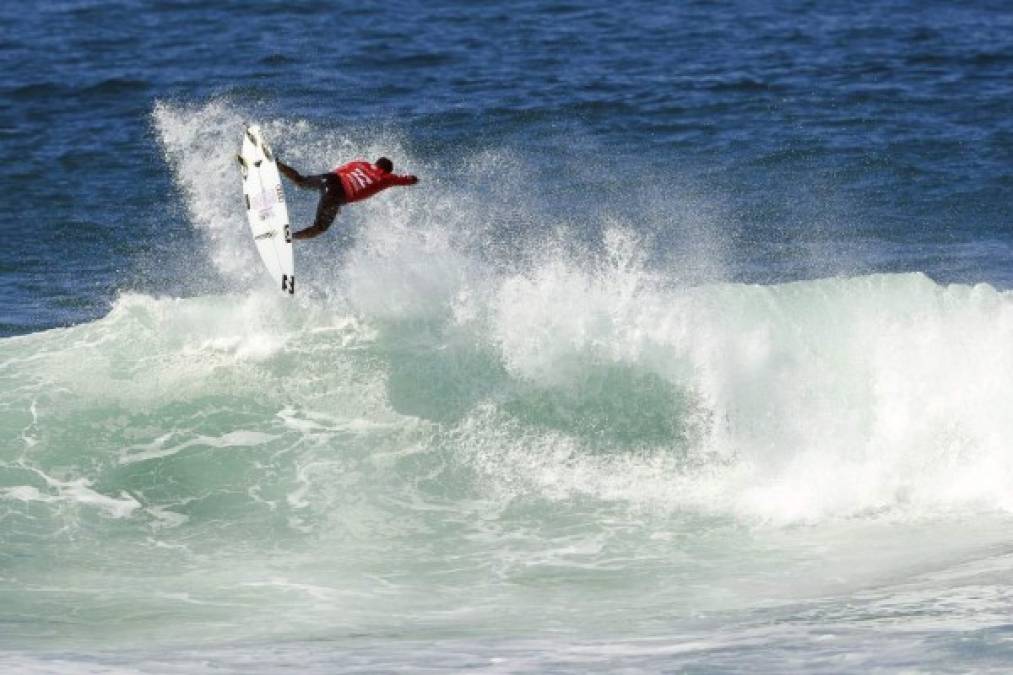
2, 0, 1013, 672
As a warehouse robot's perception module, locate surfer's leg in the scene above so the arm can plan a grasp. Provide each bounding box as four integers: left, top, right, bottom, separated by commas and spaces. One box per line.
277, 161, 327, 191
292, 200, 340, 240
293, 177, 344, 240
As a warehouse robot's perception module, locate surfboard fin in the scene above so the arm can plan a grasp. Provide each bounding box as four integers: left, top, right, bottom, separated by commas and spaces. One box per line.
282, 274, 295, 295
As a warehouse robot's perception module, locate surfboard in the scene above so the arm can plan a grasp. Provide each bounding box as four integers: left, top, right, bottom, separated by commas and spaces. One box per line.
237, 125, 295, 294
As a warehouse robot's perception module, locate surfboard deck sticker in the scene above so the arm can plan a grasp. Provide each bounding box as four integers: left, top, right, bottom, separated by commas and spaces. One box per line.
238, 125, 295, 294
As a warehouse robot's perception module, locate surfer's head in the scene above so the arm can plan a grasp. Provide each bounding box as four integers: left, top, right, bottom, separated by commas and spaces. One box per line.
375, 157, 394, 173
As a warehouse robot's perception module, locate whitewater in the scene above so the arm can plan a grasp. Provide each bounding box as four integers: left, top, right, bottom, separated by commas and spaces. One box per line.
0, 100, 1012, 671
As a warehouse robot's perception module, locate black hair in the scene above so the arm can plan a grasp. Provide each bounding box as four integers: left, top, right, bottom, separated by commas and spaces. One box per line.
375, 157, 394, 173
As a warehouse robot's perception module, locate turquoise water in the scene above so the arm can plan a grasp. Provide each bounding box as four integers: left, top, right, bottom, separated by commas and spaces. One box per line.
4, 266, 1013, 670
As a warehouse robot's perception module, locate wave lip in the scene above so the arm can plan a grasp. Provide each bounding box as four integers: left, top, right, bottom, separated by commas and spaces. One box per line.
2, 267, 1011, 531
1, 271, 1012, 653
480, 267, 1013, 521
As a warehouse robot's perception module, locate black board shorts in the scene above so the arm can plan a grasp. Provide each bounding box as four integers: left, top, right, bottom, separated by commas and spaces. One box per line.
305, 173, 346, 229
305, 173, 347, 203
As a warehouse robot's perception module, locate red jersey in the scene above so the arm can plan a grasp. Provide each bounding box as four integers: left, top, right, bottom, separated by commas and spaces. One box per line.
332, 161, 416, 203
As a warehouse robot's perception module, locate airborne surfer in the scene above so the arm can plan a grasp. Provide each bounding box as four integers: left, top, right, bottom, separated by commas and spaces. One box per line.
276, 157, 419, 240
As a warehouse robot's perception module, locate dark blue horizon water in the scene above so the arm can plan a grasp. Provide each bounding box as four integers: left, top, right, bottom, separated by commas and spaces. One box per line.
2, 0, 1010, 336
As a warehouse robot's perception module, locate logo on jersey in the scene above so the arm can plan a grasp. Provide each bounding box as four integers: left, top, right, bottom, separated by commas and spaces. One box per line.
346, 167, 374, 191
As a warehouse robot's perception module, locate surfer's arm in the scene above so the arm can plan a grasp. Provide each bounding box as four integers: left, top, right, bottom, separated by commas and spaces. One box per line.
385, 174, 419, 187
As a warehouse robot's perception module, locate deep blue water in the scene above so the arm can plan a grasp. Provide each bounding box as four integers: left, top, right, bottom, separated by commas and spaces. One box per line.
3, 2, 1013, 673
3, 0, 1011, 335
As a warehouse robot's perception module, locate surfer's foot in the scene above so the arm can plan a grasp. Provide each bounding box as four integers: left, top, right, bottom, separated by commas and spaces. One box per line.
277, 161, 299, 182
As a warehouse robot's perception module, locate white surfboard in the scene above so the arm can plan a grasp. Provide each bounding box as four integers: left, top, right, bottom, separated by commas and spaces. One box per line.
237, 125, 295, 294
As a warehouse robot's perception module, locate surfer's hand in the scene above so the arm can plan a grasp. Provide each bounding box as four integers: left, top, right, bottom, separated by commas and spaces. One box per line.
407, 175, 419, 184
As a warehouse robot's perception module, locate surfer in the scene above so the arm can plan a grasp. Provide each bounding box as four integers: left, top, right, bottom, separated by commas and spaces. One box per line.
276, 158, 419, 240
